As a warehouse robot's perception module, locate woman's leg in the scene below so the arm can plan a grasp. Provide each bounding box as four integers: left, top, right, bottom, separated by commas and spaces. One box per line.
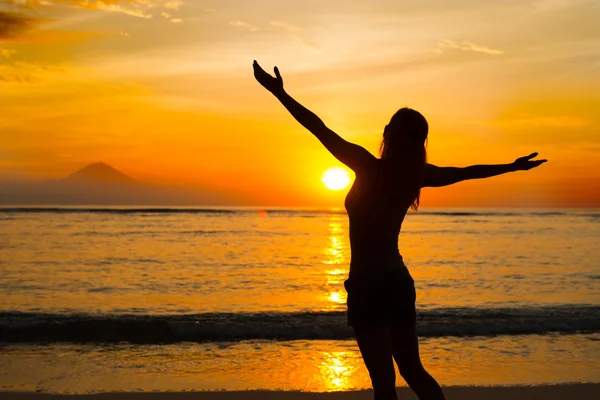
391, 324, 445, 400
354, 325, 398, 400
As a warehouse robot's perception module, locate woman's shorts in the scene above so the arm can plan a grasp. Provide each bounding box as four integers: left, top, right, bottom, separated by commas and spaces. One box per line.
344, 268, 416, 327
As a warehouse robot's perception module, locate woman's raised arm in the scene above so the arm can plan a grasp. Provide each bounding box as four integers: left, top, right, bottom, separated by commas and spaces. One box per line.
253, 60, 376, 173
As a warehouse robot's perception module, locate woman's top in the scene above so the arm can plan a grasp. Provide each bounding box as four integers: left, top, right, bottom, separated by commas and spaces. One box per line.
344, 159, 413, 279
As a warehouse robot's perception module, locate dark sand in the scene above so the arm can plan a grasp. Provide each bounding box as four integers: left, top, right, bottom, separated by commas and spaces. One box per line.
3, 383, 600, 400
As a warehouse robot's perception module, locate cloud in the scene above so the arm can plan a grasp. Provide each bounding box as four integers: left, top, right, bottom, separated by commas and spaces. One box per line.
160, 11, 181, 23
508, 115, 589, 127
462, 42, 504, 55
0, 60, 73, 84
94, 2, 153, 19
0, 0, 185, 46
433, 39, 503, 55
1, 1, 188, 20
297, 37, 319, 51
163, 0, 183, 10
0, 48, 16, 57
0, 72, 39, 83
476, 114, 589, 128
230, 20, 302, 34
229, 20, 258, 32
0, 11, 46, 38
534, 0, 575, 10
269, 21, 301, 32
269, 20, 319, 51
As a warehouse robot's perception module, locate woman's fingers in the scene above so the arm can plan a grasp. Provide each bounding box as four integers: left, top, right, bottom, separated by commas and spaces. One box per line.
517, 152, 540, 163
525, 158, 548, 170
513, 153, 547, 170
253, 60, 282, 85
253, 60, 267, 75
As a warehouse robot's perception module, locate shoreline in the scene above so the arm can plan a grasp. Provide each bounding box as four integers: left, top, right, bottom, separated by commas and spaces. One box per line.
3, 384, 600, 400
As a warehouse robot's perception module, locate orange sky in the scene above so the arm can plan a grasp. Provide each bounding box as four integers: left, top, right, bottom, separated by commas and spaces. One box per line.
1, 0, 599, 207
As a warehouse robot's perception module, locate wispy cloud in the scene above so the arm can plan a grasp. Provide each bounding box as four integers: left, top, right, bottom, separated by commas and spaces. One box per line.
269, 20, 319, 51
229, 20, 258, 32
534, 0, 575, 11
477, 114, 589, 128
160, 11, 181, 24
229, 19, 316, 49
95, 3, 152, 19
0, 48, 16, 57
1, 0, 185, 46
0, 72, 39, 83
433, 39, 503, 55
0, 11, 47, 39
1, 1, 187, 20
0, 59, 73, 84
297, 38, 319, 51
269, 21, 301, 32
511, 115, 589, 127
163, 0, 183, 10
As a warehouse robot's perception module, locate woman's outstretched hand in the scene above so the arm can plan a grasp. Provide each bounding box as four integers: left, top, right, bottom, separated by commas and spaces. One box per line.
513, 152, 547, 171
253, 60, 284, 95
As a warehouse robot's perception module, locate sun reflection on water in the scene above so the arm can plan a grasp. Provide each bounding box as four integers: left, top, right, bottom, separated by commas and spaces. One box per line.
328, 290, 345, 305
317, 351, 357, 391
323, 216, 346, 265
322, 216, 349, 310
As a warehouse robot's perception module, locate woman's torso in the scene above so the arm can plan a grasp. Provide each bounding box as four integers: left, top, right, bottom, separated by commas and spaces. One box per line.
344, 159, 414, 278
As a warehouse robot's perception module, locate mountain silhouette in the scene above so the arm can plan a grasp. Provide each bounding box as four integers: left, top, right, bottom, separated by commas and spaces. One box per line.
0, 163, 242, 206
63, 162, 136, 184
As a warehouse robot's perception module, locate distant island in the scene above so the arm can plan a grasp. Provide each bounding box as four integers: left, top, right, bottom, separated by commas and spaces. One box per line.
0, 163, 239, 206
63, 162, 137, 185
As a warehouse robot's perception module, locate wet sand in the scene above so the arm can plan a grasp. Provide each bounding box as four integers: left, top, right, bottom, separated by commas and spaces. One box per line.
3, 383, 600, 400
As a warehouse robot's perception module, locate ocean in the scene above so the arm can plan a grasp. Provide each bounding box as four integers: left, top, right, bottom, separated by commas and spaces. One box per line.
1, 207, 599, 393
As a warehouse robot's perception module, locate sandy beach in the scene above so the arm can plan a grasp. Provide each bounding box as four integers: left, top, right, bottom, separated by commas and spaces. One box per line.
3, 384, 600, 400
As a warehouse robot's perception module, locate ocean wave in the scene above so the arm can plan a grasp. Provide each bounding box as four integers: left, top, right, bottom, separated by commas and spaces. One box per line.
1, 207, 597, 218
0, 207, 239, 215
1, 306, 598, 344
0, 206, 600, 219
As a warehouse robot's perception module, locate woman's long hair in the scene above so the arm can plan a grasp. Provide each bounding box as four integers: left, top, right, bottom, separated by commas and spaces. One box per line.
379, 108, 428, 211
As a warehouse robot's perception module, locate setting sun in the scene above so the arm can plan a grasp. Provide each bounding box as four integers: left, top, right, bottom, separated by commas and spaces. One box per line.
322, 168, 352, 191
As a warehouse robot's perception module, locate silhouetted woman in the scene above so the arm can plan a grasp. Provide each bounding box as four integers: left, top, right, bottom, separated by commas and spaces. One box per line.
253, 60, 546, 400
